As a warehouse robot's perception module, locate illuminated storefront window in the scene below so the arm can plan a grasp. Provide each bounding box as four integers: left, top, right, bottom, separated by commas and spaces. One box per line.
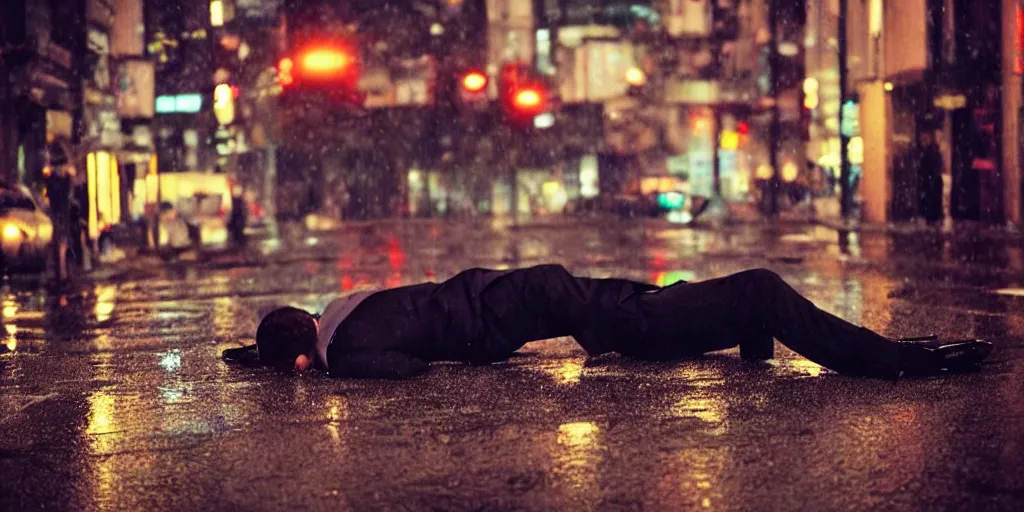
210, 0, 224, 27
86, 151, 122, 240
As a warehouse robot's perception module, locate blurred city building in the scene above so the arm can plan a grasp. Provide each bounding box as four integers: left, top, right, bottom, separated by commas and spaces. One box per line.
1, 0, 156, 256
0, 0, 79, 187
845, 0, 1023, 227
147, 0, 219, 174
7, 0, 1024, 235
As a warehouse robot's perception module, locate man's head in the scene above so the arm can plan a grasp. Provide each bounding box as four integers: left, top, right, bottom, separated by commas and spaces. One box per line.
256, 307, 318, 372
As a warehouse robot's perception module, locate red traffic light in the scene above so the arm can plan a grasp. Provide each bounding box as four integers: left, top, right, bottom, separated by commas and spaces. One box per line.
300, 48, 352, 74
513, 89, 542, 110
279, 47, 355, 86
461, 72, 487, 93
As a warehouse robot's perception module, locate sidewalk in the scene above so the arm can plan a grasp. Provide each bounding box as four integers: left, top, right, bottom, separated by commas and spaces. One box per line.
812, 216, 1024, 241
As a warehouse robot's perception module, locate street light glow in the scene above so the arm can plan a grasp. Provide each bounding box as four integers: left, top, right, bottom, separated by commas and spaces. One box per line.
210, 0, 224, 27
462, 72, 487, 93
781, 162, 799, 182
625, 67, 647, 86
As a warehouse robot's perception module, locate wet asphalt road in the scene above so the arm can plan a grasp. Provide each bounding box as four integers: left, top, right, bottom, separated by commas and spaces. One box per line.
1, 219, 1022, 511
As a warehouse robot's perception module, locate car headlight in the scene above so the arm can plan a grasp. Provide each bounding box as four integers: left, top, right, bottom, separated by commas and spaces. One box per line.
2, 224, 21, 240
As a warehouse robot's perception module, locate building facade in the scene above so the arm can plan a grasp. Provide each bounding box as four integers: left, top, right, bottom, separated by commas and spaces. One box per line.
847, 0, 1023, 227
0, 0, 79, 188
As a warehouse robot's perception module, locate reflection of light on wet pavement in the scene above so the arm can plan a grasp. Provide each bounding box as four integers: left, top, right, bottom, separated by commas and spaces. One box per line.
5, 324, 16, 352
87, 392, 117, 449
155, 309, 201, 321
94, 285, 117, 322
559, 422, 598, 445
158, 349, 182, 372
765, 349, 827, 378
672, 397, 724, 425
786, 358, 824, 378
675, 447, 729, 510
86, 373, 157, 508
325, 395, 349, 448
158, 386, 185, 403
671, 394, 729, 438
93, 334, 114, 351
554, 359, 583, 384
213, 296, 233, 336
670, 368, 729, 436
3, 296, 16, 351
158, 347, 188, 404
92, 352, 114, 382
86, 371, 121, 452
674, 366, 725, 388
554, 421, 602, 491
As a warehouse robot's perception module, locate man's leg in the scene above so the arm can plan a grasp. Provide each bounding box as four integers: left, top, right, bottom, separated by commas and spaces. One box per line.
476, 264, 653, 361
634, 268, 901, 378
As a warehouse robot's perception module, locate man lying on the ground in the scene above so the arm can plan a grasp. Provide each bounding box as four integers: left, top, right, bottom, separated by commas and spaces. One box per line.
223, 265, 993, 379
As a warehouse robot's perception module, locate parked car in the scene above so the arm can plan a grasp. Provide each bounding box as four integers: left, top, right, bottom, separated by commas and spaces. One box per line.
565, 192, 710, 223
0, 184, 53, 272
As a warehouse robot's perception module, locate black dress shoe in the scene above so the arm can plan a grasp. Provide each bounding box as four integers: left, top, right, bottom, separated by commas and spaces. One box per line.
222, 344, 263, 367
740, 334, 775, 360
897, 338, 994, 375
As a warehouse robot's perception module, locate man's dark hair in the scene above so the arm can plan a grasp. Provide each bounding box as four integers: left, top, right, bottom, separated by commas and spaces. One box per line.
256, 307, 317, 371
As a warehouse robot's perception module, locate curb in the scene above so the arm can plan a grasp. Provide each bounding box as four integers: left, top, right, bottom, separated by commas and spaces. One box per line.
811, 218, 1024, 241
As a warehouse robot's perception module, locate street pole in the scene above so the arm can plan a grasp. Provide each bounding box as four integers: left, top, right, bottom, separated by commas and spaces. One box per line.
838, 0, 852, 220
767, 0, 781, 217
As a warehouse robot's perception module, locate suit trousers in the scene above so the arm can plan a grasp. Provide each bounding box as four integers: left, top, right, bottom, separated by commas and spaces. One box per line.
475, 265, 900, 377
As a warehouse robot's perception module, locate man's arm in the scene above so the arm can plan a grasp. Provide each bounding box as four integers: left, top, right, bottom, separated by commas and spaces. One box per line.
329, 350, 429, 379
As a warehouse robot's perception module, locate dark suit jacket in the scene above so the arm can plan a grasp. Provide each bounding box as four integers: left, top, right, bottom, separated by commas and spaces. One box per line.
326, 267, 656, 378
325, 269, 511, 378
